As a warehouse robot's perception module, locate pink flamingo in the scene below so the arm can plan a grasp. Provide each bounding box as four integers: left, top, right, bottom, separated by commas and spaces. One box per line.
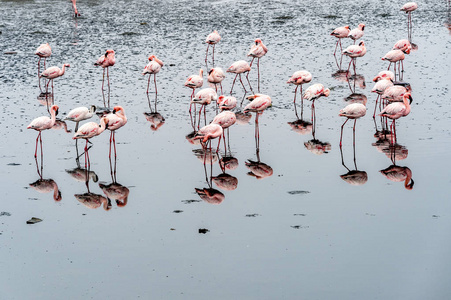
73, 117, 109, 167
338, 103, 367, 147
71, 0, 80, 17
94, 49, 116, 91
227, 60, 252, 95
287, 70, 313, 104
184, 69, 203, 99
191, 87, 217, 115
382, 49, 406, 78
40, 64, 70, 106
217, 95, 237, 110
35, 43, 51, 90
348, 23, 365, 44
212, 110, 236, 151
205, 30, 221, 65
401, 2, 418, 39
380, 165, 414, 190
373, 70, 395, 82
65, 105, 96, 132
371, 78, 394, 117
331, 25, 350, 55
208, 67, 226, 94
382, 85, 411, 102
379, 92, 413, 143
142, 55, 164, 94
248, 38, 268, 91
27, 105, 59, 158
244, 94, 272, 147
303, 83, 330, 110
194, 123, 224, 153
106, 106, 127, 158
342, 41, 366, 74
393, 39, 412, 54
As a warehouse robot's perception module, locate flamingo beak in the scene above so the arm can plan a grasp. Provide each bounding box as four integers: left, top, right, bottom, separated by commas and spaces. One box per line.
409, 95, 413, 104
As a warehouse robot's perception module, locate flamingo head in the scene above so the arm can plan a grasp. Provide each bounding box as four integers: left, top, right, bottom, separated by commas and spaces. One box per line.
64, 64, 71, 68
345, 25, 350, 29
51, 105, 59, 116
404, 92, 413, 104
323, 88, 331, 97
359, 41, 365, 47
359, 23, 365, 30
105, 49, 115, 57
217, 95, 225, 104
90, 105, 97, 113
148, 55, 155, 61
255, 38, 262, 45
208, 68, 214, 75
113, 106, 124, 114
406, 179, 414, 190
55, 190, 62, 202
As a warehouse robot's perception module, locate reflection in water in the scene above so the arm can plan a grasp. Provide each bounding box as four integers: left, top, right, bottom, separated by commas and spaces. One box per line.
347, 74, 366, 93
194, 144, 225, 204
246, 160, 273, 179
75, 193, 111, 210
345, 93, 367, 106
66, 167, 99, 183
219, 156, 239, 171
235, 111, 252, 125
288, 119, 313, 135
339, 139, 367, 186
195, 188, 225, 204
332, 70, 350, 83
380, 165, 414, 190
52, 119, 71, 133
144, 112, 165, 131
29, 156, 62, 201
212, 173, 238, 191
37, 91, 54, 109
304, 139, 331, 155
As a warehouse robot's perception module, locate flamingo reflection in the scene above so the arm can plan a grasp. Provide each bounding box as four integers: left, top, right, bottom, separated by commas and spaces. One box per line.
339, 141, 368, 186
74, 167, 111, 211
99, 155, 130, 208
29, 156, 62, 201
144, 93, 165, 131
380, 165, 414, 190
194, 144, 225, 204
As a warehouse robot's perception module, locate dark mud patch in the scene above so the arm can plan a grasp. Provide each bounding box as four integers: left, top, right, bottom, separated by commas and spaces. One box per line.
245, 214, 260, 217
198, 228, 209, 234
287, 191, 310, 195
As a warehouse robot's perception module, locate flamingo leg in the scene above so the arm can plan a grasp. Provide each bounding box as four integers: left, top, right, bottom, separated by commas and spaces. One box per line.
257, 58, 260, 93
245, 72, 254, 94
34, 132, 41, 158
249, 57, 255, 68
293, 85, 298, 104
340, 118, 349, 147
113, 131, 117, 158
373, 95, 380, 118
107, 67, 110, 92
154, 74, 158, 95
387, 62, 392, 71
220, 82, 223, 95
353, 119, 357, 146
230, 74, 238, 95
102, 68, 105, 91
239, 74, 247, 93
333, 39, 340, 56
146, 74, 151, 94
205, 44, 210, 64
38, 57, 42, 91
212, 44, 216, 66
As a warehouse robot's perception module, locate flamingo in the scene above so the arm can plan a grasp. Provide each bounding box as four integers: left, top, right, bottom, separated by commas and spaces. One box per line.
303, 83, 330, 105
40, 64, 70, 106
382, 85, 411, 102
205, 30, 221, 65
29, 178, 62, 201
208, 67, 226, 94
35, 43, 51, 90
106, 106, 127, 158
379, 92, 413, 143
71, 0, 80, 17
342, 41, 366, 74
217, 95, 237, 110
73, 117, 109, 167
373, 70, 395, 82
331, 25, 350, 55
194, 123, 224, 152
393, 39, 412, 54
212, 173, 238, 191
142, 55, 164, 94
338, 103, 367, 146
184, 69, 203, 99
212, 110, 236, 152
65, 105, 96, 132
245, 160, 273, 179
191, 88, 217, 118
371, 78, 394, 117
227, 60, 252, 95
382, 49, 405, 78
248, 38, 268, 91
287, 70, 313, 105
244, 94, 272, 146
27, 105, 59, 157
401, 2, 418, 39
94, 49, 116, 91
75, 193, 111, 210
348, 23, 365, 44
380, 165, 414, 190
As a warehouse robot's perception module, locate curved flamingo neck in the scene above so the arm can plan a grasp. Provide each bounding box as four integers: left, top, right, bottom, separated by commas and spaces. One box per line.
199, 69, 203, 77
59, 65, 67, 76
50, 108, 58, 127
403, 95, 411, 116
98, 118, 108, 134
404, 168, 413, 189
52, 181, 61, 201
154, 57, 164, 66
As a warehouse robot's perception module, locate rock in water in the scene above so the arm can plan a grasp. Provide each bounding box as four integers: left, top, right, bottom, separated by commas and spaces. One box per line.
26, 217, 42, 224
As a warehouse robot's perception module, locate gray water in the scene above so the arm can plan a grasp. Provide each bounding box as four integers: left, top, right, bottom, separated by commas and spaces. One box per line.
1, 0, 451, 299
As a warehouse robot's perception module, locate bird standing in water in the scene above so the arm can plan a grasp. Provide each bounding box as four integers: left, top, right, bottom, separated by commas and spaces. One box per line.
35, 43, 51, 91
27, 105, 59, 158
248, 38, 268, 92
205, 30, 221, 66
94, 49, 116, 92
331, 25, 350, 55
143, 55, 164, 94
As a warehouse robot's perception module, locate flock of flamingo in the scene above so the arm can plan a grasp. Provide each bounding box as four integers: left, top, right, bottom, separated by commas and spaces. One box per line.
25, 1, 419, 205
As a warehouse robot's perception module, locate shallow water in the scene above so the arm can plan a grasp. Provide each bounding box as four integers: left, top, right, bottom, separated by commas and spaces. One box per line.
1, 0, 451, 299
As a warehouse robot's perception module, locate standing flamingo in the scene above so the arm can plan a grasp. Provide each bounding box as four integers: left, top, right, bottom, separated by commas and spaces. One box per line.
244, 94, 272, 148
40, 64, 70, 107
27, 105, 59, 157
348, 23, 365, 44
227, 60, 252, 95
371, 78, 394, 117
65, 105, 96, 132
287, 70, 313, 105
331, 25, 350, 55
73, 117, 109, 167
71, 0, 80, 17
303, 83, 330, 108
401, 2, 418, 40
94, 49, 116, 92
194, 123, 224, 153
184, 69, 203, 99
106, 106, 127, 158
382, 85, 412, 102
382, 49, 406, 78
248, 38, 268, 92
35, 43, 51, 90
142, 55, 164, 94
338, 103, 367, 147
205, 30, 221, 65
208, 67, 226, 94
191, 88, 218, 124
342, 41, 366, 74
379, 92, 413, 143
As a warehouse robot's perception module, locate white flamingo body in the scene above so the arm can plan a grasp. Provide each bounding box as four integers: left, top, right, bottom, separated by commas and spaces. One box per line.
227, 60, 251, 74
208, 67, 225, 83
35, 43, 51, 58
401, 2, 418, 12
73, 117, 108, 140
393, 39, 412, 54
27, 105, 59, 131
41, 64, 70, 80
339, 103, 367, 119
244, 94, 272, 113
106, 106, 127, 131
143, 60, 163, 75
382, 50, 405, 63
191, 88, 218, 105
348, 23, 365, 41
248, 38, 268, 58
379, 93, 412, 119
343, 41, 367, 58
66, 106, 96, 123
194, 124, 224, 143
217, 95, 237, 110
373, 70, 395, 82
95, 50, 116, 68
206, 30, 221, 44
212, 111, 236, 129
287, 70, 313, 85
185, 69, 203, 89
382, 85, 410, 102
371, 79, 394, 94
303, 84, 330, 101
